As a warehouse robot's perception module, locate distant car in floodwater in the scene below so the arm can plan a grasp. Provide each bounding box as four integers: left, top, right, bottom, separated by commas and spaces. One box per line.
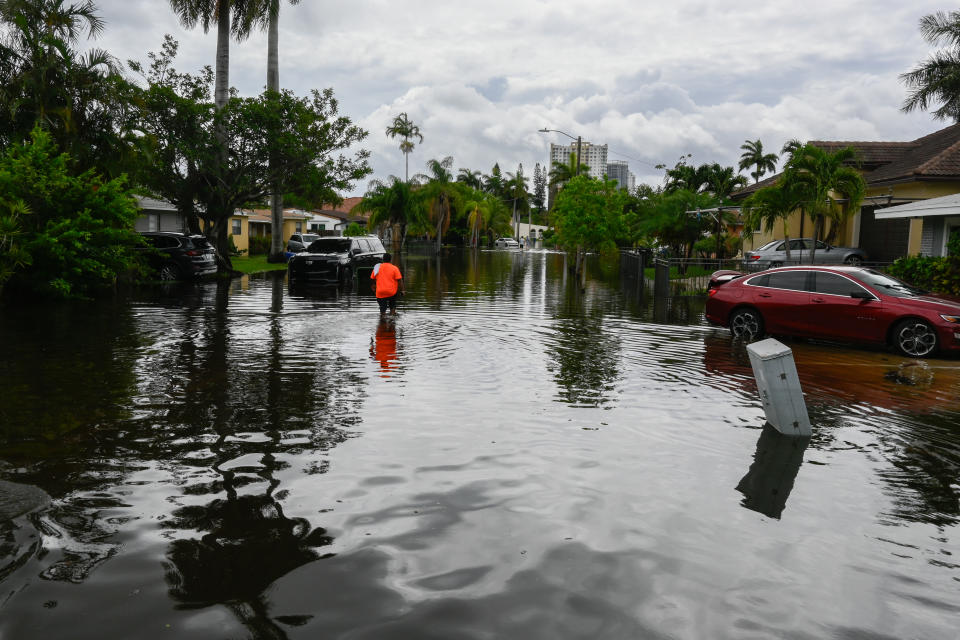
742, 238, 867, 269
286, 233, 320, 253
494, 237, 520, 249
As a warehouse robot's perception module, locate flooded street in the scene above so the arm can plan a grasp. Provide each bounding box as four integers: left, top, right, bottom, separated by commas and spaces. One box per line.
1, 249, 958, 639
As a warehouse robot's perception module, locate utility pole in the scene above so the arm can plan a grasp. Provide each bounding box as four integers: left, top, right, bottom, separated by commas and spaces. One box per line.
575, 136, 582, 177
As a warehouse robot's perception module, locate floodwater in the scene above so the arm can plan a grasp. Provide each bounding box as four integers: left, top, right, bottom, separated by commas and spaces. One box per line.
1, 249, 958, 639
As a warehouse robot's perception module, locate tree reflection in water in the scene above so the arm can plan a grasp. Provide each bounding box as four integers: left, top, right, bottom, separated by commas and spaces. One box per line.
547, 286, 622, 407
159, 275, 351, 635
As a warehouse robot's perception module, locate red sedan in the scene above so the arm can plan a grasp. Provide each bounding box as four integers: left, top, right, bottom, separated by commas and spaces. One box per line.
705, 266, 960, 357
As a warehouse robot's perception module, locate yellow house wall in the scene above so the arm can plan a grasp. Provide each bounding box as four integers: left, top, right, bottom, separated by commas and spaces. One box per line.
229, 215, 249, 252
742, 179, 960, 254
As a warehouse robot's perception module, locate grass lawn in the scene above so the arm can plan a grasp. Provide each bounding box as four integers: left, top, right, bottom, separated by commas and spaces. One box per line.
231, 255, 289, 275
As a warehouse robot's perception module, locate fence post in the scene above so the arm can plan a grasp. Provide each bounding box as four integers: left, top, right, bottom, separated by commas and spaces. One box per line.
654, 258, 669, 298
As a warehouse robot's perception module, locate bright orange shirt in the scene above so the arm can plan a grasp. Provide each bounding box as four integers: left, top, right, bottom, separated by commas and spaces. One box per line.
371, 262, 402, 298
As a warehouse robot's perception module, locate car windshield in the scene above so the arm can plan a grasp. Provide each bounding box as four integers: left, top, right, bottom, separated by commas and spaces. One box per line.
855, 269, 927, 298
300, 234, 320, 244
307, 238, 351, 253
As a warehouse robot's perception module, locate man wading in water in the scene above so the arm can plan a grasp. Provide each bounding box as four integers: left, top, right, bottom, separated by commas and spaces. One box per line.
371, 253, 405, 315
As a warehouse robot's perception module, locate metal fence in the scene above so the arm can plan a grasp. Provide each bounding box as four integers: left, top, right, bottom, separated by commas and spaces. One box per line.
619, 250, 895, 298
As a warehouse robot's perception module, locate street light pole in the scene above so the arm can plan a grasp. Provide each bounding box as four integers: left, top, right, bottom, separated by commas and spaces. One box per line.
539, 127, 583, 177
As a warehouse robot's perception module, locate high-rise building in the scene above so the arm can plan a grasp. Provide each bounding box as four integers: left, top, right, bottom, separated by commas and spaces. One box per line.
606, 160, 632, 190
549, 142, 608, 181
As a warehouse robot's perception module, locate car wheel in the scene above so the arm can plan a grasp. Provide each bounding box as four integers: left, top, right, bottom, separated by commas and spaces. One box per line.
893, 319, 938, 358
844, 255, 863, 266
729, 308, 764, 342
159, 262, 181, 281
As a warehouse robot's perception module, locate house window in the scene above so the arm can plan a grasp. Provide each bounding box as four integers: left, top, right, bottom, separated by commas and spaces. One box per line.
231, 219, 241, 236
148, 213, 160, 232
295, 222, 303, 233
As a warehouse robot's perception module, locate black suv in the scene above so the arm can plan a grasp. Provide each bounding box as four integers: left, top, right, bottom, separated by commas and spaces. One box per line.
138, 232, 218, 281
287, 235, 386, 286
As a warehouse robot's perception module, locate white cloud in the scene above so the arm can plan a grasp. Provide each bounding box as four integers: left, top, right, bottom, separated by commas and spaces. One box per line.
94, 0, 951, 194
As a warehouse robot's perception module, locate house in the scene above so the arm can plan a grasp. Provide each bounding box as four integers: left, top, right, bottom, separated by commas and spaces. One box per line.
135, 196, 186, 233
135, 197, 314, 253
874, 193, 960, 256
229, 208, 313, 253
310, 197, 368, 235
732, 124, 960, 261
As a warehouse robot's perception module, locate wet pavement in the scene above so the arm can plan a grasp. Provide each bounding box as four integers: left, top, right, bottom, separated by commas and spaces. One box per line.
1, 249, 958, 639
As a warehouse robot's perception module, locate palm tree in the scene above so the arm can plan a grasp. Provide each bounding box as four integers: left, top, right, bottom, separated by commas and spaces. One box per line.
741, 182, 804, 262
483, 163, 506, 197
414, 156, 458, 254
352, 176, 424, 250
548, 152, 590, 188
703, 163, 747, 200
245, 0, 301, 261
504, 164, 528, 239
385, 112, 423, 182
782, 144, 866, 262
464, 198, 489, 247
901, 10, 960, 120
456, 168, 483, 190
664, 162, 711, 193
738, 139, 778, 183
168, 0, 258, 111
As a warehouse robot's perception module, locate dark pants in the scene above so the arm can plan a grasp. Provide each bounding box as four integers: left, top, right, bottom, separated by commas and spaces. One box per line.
377, 294, 399, 314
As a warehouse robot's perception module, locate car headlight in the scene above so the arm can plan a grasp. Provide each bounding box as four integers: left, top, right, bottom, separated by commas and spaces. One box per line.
339, 256, 350, 265
940, 314, 960, 323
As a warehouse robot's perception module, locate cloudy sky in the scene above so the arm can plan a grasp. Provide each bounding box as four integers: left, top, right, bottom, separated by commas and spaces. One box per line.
96, 0, 950, 195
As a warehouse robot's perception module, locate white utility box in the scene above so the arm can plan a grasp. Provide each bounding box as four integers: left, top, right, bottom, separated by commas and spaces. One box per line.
746, 338, 812, 436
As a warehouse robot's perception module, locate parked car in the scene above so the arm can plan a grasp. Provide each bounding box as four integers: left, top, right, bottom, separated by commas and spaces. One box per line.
138, 232, 217, 281
287, 235, 386, 286
286, 233, 320, 253
705, 265, 960, 357
742, 238, 867, 269
494, 237, 520, 249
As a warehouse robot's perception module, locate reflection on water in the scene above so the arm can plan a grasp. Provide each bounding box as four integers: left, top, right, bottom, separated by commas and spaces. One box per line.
737, 425, 810, 519
0, 252, 958, 639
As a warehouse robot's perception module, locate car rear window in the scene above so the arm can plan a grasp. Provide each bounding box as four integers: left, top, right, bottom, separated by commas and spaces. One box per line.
813, 272, 869, 297
308, 238, 351, 253
765, 271, 809, 291
185, 236, 212, 250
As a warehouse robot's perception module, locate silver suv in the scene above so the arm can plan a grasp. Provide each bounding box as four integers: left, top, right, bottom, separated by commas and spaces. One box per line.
286, 233, 320, 253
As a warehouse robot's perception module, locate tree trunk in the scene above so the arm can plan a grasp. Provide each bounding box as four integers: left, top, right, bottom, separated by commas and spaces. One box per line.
810, 216, 823, 264
212, 214, 237, 274
267, 8, 284, 263
215, 1, 230, 111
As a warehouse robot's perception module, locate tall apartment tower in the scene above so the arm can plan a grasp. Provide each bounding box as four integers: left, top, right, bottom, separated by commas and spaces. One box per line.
606, 160, 632, 190
549, 142, 608, 181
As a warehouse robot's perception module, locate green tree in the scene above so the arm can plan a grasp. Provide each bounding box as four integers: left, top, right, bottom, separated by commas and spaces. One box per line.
0, 127, 141, 298
635, 188, 716, 260
414, 156, 459, 254
738, 139, 778, 183
384, 112, 423, 182
456, 167, 483, 190
532, 162, 546, 217
741, 182, 804, 262
243, 0, 302, 262
0, 198, 30, 296
483, 162, 506, 197
353, 176, 424, 249
702, 163, 747, 200
504, 163, 529, 238
0, 0, 134, 177
343, 221, 365, 236
128, 35, 214, 235
901, 10, 960, 121
782, 143, 865, 262
552, 175, 628, 279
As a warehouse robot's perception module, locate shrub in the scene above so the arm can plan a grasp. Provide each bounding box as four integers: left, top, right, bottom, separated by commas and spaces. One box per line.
948, 228, 960, 257
344, 222, 365, 237
888, 255, 960, 296
248, 234, 271, 255
0, 128, 141, 298
227, 234, 245, 256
